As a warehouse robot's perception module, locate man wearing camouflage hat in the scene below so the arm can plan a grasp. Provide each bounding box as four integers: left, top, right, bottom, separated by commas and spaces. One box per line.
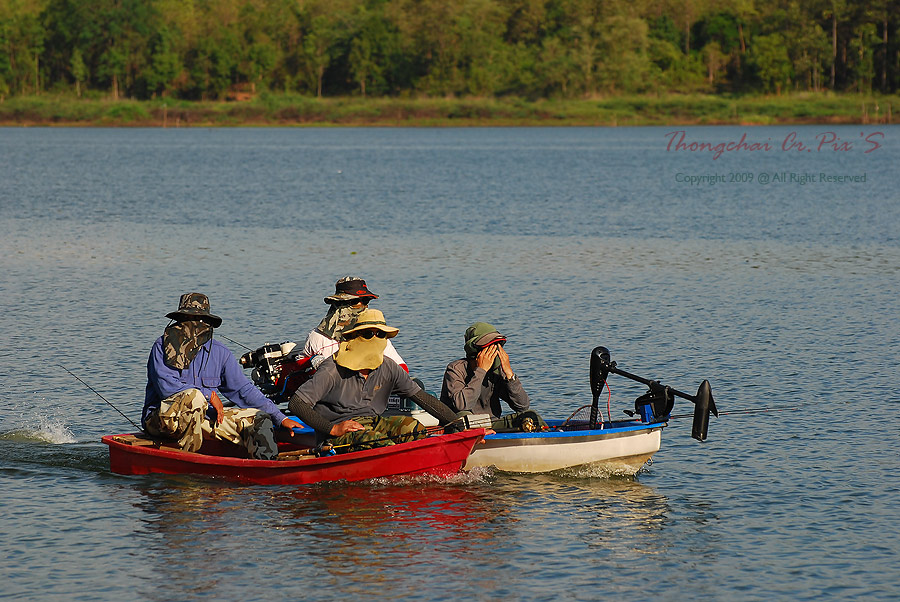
300, 276, 408, 372
142, 292, 303, 459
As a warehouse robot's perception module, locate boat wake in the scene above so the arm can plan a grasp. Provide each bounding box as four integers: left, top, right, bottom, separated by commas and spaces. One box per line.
363, 466, 495, 487
0, 416, 77, 444
554, 461, 647, 480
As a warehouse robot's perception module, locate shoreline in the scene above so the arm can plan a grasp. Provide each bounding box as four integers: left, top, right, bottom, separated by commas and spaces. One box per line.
1, 93, 896, 127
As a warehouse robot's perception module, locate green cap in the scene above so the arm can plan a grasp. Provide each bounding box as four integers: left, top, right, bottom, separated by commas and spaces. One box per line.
464, 322, 506, 357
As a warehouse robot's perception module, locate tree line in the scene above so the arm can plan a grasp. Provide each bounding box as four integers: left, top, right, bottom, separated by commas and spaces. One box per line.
1, 0, 898, 101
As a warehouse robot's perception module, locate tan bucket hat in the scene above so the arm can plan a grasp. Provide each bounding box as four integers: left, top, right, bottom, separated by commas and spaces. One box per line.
340, 308, 399, 339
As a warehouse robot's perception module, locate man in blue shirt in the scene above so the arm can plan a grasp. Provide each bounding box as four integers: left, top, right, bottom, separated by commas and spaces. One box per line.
143, 293, 303, 459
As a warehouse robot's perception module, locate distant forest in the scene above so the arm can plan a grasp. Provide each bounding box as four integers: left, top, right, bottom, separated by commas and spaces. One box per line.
2, 0, 899, 101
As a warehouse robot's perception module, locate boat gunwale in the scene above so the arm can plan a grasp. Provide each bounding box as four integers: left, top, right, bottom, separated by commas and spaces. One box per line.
102, 429, 486, 469
485, 419, 666, 441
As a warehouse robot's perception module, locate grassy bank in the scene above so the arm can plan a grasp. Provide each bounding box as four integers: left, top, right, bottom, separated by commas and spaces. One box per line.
1, 93, 897, 127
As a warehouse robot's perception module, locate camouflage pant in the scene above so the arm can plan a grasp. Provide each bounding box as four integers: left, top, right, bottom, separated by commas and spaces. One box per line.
144, 388, 279, 460
327, 415, 426, 453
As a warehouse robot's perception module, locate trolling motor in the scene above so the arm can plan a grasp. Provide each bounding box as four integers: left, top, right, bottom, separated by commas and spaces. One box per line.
239, 342, 316, 404
589, 346, 611, 428
589, 346, 718, 441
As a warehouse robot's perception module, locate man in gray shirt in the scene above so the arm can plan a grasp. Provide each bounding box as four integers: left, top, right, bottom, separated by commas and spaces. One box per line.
441, 322, 547, 432
288, 308, 459, 451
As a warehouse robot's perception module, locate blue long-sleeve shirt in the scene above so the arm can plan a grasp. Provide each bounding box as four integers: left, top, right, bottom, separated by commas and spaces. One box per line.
142, 336, 287, 429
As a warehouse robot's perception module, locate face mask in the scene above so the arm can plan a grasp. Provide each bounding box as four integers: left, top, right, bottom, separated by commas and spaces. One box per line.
334, 335, 388, 371
317, 303, 365, 339
163, 320, 213, 369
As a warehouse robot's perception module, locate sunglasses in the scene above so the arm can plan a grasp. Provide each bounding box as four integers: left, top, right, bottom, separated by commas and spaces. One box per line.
336, 297, 371, 306
348, 329, 388, 340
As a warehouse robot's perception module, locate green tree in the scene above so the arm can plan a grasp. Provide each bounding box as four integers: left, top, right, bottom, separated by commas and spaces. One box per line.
387, 0, 467, 95
597, 13, 653, 93
536, 35, 577, 96
303, 15, 337, 97
0, 0, 47, 95
347, 3, 391, 97
783, 2, 829, 92
849, 21, 878, 92
70, 46, 86, 95
821, 0, 849, 90
298, 2, 352, 97
454, 0, 514, 95
752, 32, 792, 93
144, 26, 181, 97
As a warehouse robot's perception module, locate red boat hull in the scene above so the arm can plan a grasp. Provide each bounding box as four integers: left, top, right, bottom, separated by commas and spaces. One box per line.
102, 430, 485, 485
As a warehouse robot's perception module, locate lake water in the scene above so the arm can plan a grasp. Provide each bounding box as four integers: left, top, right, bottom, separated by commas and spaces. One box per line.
1, 125, 898, 601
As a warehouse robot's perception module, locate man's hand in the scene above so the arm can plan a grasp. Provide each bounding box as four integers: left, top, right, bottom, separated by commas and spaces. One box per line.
209, 390, 225, 425
281, 417, 304, 437
497, 345, 515, 379
475, 344, 500, 372
329, 419, 366, 437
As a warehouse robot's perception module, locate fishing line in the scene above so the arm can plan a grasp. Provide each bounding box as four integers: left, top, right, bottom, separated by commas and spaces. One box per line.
667, 406, 799, 420
58, 364, 140, 430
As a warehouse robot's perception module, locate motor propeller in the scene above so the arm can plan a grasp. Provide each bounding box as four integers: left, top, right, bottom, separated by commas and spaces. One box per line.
691, 380, 715, 442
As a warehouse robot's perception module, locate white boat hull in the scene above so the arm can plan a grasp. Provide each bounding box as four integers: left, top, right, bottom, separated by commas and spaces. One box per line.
465, 424, 663, 474
383, 406, 665, 475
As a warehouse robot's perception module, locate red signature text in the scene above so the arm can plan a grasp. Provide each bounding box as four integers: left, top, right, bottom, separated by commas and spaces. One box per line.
667, 130, 884, 160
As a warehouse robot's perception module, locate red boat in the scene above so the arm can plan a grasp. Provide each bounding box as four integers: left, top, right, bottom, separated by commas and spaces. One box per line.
102, 429, 486, 485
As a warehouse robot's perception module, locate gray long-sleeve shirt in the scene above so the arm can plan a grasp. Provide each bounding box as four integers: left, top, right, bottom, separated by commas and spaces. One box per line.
288, 356, 457, 435
440, 358, 530, 418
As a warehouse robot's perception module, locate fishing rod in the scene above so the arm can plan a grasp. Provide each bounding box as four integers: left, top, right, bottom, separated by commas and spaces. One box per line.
59, 364, 140, 430
217, 333, 253, 351
275, 427, 449, 458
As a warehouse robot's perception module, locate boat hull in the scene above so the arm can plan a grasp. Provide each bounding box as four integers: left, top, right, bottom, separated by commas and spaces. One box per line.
384, 407, 665, 474
102, 429, 485, 485
465, 421, 663, 474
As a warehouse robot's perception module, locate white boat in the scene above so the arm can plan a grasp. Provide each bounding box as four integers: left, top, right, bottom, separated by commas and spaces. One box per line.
382, 405, 663, 475
385, 346, 716, 475
464, 420, 663, 474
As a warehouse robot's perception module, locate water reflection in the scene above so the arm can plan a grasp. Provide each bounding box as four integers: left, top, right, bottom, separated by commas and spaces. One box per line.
128, 474, 506, 599
492, 474, 677, 558
123, 469, 687, 599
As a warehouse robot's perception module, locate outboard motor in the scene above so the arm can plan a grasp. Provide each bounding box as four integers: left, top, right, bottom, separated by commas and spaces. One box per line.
239, 342, 316, 404
239, 343, 294, 385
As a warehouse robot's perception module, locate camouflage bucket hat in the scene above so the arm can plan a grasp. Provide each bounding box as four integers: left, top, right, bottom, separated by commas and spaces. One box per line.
165, 292, 222, 328
324, 276, 379, 304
